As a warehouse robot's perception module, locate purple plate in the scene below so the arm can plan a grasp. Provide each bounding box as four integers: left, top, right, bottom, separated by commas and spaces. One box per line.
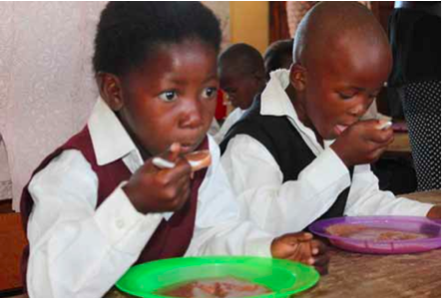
309, 216, 441, 254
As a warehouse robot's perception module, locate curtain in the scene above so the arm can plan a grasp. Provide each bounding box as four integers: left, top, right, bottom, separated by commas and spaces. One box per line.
270, 1, 291, 43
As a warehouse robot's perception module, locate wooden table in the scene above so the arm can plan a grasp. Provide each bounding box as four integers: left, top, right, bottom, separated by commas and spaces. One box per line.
11, 191, 441, 298
384, 132, 412, 158
301, 190, 441, 298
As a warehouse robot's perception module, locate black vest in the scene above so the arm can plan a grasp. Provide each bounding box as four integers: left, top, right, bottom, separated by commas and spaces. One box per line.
220, 98, 353, 220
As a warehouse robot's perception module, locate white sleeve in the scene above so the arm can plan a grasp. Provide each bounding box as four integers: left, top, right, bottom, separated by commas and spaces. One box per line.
26, 150, 163, 298
213, 108, 242, 144
220, 135, 352, 235
344, 164, 433, 216
185, 136, 274, 257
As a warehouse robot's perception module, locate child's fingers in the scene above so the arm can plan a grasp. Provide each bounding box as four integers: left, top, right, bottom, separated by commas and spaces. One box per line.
163, 142, 182, 163
148, 143, 183, 171
158, 167, 191, 210
368, 127, 394, 144
282, 232, 313, 245
156, 157, 192, 185
169, 179, 191, 211
357, 120, 394, 143
310, 239, 329, 275
311, 239, 328, 255
179, 184, 192, 208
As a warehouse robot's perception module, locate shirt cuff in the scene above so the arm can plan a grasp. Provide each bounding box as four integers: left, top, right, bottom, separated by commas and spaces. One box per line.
299, 147, 351, 191
94, 184, 163, 253
244, 235, 274, 258
394, 198, 434, 217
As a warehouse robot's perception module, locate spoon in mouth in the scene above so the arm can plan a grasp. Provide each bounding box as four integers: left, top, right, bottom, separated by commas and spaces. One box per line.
153, 150, 211, 172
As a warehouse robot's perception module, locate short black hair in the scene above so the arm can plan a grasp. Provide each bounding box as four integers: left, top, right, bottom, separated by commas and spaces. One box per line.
264, 39, 294, 78
93, 2, 222, 76
218, 43, 265, 77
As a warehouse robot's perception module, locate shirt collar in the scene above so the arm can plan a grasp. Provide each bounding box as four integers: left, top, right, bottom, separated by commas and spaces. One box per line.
260, 69, 306, 129
88, 97, 138, 166
260, 69, 334, 151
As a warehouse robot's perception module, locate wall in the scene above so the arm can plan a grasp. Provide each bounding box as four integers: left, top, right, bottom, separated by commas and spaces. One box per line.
0, 2, 106, 210
203, 1, 231, 50
230, 2, 269, 53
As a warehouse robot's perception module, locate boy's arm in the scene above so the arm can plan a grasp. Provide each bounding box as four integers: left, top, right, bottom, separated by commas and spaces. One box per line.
184, 138, 274, 257
344, 164, 433, 217
26, 150, 162, 298
185, 139, 329, 274
209, 135, 350, 235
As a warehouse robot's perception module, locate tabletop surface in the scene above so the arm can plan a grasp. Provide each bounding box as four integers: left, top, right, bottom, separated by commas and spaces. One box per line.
386, 132, 411, 155
11, 191, 441, 298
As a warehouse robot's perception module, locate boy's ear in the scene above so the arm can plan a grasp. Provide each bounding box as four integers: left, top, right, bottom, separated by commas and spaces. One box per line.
96, 72, 124, 111
289, 63, 307, 91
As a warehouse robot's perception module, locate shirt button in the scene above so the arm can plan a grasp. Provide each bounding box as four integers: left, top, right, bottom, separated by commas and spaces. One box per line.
116, 219, 125, 229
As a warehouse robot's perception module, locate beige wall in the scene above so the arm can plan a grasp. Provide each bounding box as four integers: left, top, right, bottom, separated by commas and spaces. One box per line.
230, 1, 269, 54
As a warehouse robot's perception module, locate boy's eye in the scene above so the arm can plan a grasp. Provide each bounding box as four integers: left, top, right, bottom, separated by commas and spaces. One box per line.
159, 91, 178, 102
338, 92, 355, 100
202, 87, 217, 99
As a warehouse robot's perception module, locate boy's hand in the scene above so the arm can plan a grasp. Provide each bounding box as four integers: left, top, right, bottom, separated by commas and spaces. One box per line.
426, 206, 441, 219
271, 232, 329, 275
331, 120, 394, 167
123, 143, 192, 214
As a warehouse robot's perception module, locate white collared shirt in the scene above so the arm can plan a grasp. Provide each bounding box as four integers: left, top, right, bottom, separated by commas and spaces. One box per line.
26, 97, 274, 298
208, 117, 221, 137
221, 69, 432, 235
213, 108, 245, 144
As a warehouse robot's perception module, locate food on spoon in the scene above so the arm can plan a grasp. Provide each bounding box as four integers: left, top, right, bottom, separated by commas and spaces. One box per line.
185, 150, 211, 172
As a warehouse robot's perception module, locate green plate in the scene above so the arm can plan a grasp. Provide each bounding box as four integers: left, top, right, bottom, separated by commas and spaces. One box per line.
116, 256, 320, 298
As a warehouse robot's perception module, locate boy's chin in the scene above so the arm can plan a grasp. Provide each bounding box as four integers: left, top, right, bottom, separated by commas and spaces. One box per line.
180, 138, 206, 154
331, 124, 352, 139
180, 144, 195, 154
322, 129, 339, 140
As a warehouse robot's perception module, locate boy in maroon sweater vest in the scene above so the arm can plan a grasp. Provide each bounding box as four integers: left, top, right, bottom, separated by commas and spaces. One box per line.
20, 3, 328, 297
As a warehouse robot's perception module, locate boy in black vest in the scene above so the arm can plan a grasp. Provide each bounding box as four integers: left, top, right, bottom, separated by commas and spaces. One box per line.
220, 2, 440, 235
213, 43, 266, 144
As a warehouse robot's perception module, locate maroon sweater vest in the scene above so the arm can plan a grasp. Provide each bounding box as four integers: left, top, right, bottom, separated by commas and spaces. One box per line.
20, 126, 207, 290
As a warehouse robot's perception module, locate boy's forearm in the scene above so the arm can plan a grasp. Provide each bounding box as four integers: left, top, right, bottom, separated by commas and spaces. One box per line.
186, 220, 274, 257
27, 150, 162, 298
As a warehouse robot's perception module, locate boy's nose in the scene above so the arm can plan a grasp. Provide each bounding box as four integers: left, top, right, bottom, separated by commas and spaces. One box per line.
180, 99, 204, 129
349, 105, 365, 118
349, 97, 371, 118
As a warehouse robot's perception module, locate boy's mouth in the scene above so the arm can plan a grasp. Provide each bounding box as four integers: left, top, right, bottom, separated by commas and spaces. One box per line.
180, 139, 203, 154
180, 144, 195, 154
334, 124, 349, 136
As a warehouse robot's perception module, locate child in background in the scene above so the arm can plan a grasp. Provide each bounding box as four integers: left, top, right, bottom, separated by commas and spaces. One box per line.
20, 3, 328, 298
214, 43, 266, 144
220, 2, 440, 235
264, 39, 294, 80
263, 39, 298, 108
